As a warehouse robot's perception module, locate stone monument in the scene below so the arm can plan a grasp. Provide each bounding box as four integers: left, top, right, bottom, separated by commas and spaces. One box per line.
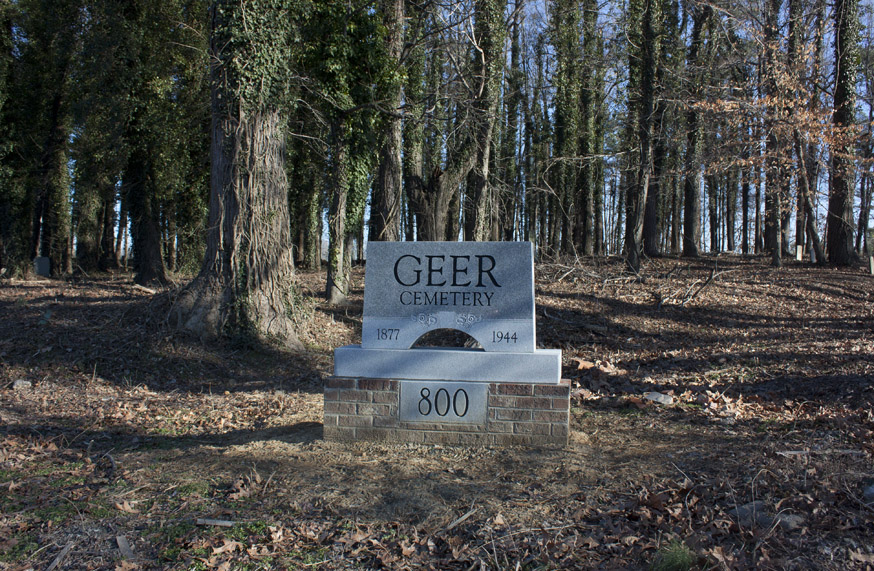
324, 241, 569, 447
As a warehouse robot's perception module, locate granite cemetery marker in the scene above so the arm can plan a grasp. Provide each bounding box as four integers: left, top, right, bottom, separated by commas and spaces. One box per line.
325, 241, 569, 447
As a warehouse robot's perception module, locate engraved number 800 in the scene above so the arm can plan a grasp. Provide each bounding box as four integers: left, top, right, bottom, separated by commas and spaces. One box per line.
418, 388, 469, 417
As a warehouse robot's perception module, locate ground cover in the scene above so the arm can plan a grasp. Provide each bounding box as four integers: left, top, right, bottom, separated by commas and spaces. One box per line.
1, 255, 872, 570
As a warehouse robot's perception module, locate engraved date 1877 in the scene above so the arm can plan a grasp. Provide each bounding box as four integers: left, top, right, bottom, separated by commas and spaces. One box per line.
375, 328, 400, 340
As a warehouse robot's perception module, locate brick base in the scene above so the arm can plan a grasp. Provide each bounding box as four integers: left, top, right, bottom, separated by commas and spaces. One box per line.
323, 377, 570, 447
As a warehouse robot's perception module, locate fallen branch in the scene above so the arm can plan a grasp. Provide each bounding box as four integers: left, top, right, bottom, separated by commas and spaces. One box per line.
445, 508, 477, 532
117, 535, 135, 559
196, 518, 236, 527
131, 283, 157, 295
46, 542, 74, 571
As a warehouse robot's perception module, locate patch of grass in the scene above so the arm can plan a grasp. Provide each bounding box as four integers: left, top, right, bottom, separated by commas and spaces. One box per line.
0, 469, 23, 481
288, 546, 329, 566
651, 539, 696, 571
87, 500, 115, 519
177, 481, 212, 498
34, 501, 79, 525
49, 474, 87, 487
226, 520, 271, 542
0, 533, 40, 563
151, 521, 196, 561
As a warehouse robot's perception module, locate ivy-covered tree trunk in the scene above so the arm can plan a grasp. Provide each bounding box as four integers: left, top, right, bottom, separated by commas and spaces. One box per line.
468, 0, 507, 242
681, 5, 710, 258
577, 0, 599, 255
369, 0, 403, 243
625, 0, 660, 272
172, 0, 301, 348
98, 193, 118, 271
125, 132, 167, 286
827, 0, 859, 265
326, 120, 349, 305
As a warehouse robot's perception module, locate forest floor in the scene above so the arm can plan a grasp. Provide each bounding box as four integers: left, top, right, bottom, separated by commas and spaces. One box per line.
1, 255, 873, 570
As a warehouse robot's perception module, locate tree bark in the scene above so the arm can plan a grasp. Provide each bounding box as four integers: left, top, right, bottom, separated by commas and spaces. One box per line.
369, 0, 403, 242
125, 138, 168, 286
827, 0, 859, 265
326, 120, 349, 304
172, 1, 301, 348
681, 5, 710, 258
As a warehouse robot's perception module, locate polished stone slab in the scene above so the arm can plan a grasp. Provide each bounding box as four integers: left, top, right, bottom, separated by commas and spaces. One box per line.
399, 380, 489, 424
362, 241, 536, 352
333, 345, 562, 384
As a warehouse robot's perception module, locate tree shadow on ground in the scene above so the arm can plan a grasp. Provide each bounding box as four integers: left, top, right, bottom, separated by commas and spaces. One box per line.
0, 279, 324, 395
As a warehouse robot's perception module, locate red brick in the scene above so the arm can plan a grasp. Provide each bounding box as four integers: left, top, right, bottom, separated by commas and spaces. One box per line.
324, 388, 340, 401
488, 395, 516, 408
325, 377, 356, 389
372, 391, 398, 404
324, 401, 355, 414
323, 425, 355, 441
422, 431, 489, 446
373, 415, 399, 428
497, 384, 534, 396
532, 410, 568, 422
496, 409, 532, 421
551, 397, 570, 410
515, 396, 552, 410
339, 389, 371, 402
357, 403, 392, 416
323, 414, 338, 426
337, 415, 372, 427
534, 384, 569, 397
399, 422, 484, 432
513, 422, 551, 435
359, 379, 392, 391
487, 420, 514, 433
551, 423, 569, 437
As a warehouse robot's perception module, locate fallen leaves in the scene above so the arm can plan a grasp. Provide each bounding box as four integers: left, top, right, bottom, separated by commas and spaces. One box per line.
1, 259, 873, 569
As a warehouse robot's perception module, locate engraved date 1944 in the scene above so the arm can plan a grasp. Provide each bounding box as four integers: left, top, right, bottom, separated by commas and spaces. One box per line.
492, 330, 517, 343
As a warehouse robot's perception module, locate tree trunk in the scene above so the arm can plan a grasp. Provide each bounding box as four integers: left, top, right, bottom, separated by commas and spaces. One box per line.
794, 130, 825, 263
172, 1, 301, 348
125, 141, 168, 286
98, 193, 118, 271
468, 0, 506, 242
369, 0, 403, 242
326, 121, 349, 304
681, 5, 709, 258
827, 0, 859, 265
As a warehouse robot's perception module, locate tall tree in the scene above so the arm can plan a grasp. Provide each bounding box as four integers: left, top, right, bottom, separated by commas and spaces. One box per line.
8, 0, 85, 276
827, 0, 860, 265
624, 0, 661, 271
681, 4, 711, 258
467, 0, 508, 242
172, 0, 301, 346
369, 0, 404, 242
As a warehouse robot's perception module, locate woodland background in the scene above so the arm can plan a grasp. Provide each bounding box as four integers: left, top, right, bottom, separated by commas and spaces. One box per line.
1, 2, 874, 568
0, 0, 873, 301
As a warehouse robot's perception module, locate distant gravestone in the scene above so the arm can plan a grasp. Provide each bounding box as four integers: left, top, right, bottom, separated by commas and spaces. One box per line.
869, 255, 873, 275
34, 257, 50, 277
325, 241, 568, 447
796, 245, 803, 262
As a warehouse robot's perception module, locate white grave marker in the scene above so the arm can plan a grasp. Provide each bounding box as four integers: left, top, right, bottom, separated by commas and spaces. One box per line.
362, 241, 536, 352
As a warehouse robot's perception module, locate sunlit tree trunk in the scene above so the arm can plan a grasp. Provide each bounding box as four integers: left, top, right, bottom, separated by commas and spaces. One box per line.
172, 1, 301, 347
